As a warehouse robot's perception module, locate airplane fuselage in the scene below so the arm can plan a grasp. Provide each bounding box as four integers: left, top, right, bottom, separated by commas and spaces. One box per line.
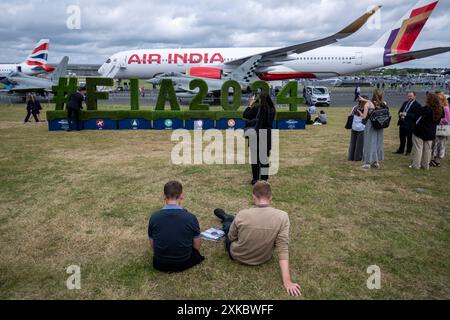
0, 63, 40, 80
99, 46, 385, 81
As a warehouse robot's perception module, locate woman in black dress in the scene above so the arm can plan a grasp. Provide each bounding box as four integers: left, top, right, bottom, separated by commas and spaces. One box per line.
24, 94, 39, 123
243, 92, 276, 185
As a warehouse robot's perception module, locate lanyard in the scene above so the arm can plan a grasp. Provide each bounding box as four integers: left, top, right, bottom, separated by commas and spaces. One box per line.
405, 100, 414, 113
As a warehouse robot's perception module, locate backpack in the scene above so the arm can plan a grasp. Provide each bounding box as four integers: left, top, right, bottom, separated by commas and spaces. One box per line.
369, 104, 391, 130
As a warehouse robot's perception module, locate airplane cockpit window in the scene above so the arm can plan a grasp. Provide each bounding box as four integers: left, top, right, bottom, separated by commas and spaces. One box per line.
106, 59, 111, 63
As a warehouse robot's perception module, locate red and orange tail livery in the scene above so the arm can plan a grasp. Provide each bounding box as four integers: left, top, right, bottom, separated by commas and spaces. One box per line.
372, 0, 440, 66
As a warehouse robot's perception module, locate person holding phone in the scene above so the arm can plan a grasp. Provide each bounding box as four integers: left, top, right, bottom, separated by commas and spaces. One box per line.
243, 92, 276, 185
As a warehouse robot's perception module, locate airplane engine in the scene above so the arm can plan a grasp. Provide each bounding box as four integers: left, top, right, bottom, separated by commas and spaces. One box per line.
188, 67, 223, 80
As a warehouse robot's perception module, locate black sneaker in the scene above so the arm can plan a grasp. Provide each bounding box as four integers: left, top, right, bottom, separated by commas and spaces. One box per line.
214, 208, 231, 221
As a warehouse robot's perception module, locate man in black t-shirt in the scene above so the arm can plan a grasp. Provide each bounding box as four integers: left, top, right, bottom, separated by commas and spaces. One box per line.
66, 86, 86, 131
148, 181, 204, 272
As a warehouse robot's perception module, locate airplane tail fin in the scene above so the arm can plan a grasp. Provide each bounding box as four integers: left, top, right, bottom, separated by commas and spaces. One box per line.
24, 39, 55, 72
371, 0, 439, 65
229, 55, 262, 83
51, 56, 69, 83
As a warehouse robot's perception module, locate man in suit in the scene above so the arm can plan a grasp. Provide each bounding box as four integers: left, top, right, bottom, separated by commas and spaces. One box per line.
66, 85, 86, 131
395, 91, 422, 155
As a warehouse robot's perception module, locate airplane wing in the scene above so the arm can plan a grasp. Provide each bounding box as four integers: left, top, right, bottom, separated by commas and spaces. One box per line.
225, 6, 381, 67
2, 86, 42, 92
387, 47, 450, 60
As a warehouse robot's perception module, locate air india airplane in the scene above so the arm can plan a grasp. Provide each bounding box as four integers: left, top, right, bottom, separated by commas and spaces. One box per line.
0, 39, 55, 81
98, 0, 449, 83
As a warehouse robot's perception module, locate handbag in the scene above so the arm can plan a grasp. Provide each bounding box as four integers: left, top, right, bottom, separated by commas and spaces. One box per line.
436, 125, 450, 137
345, 115, 353, 130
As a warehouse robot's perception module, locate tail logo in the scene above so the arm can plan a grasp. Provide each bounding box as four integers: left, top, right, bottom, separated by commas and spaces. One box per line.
26, 40, 50, 67
383, 1, 438, 65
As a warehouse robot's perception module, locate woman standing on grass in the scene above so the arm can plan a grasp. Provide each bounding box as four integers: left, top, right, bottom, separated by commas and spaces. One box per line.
410, 93, 444, 170
358, 89, 386, 169
23, 93, 39, 123
348, 96, 367, 161
243, 92, 276, 185
32, 94, 43, 122
430, 92, 450, 167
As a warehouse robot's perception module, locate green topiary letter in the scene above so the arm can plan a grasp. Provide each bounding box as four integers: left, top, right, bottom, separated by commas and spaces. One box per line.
276, 81, 300, 111
130, 79, 140, 110
86, 77, 114, 111
155, 79, 181, 111
250, 80, 270, 95
189, 79, 210, 111
221, 80, 242, 111
52, 77, 78, 110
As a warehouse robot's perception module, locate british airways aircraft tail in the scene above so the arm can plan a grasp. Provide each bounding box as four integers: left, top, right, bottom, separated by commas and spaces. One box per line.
24, 39, 55, 72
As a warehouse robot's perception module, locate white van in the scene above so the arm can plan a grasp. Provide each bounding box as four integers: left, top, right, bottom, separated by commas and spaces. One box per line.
304, 86, 331, 106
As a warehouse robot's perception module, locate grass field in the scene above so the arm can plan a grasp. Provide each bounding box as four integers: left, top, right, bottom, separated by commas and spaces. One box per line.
0, 104, 449, 300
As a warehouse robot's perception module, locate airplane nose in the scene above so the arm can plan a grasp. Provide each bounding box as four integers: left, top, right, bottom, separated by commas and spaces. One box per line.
147, 78, 160, 85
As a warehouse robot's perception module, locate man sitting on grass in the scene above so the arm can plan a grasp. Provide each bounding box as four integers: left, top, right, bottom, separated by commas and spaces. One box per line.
214, 181, 302, 296
148, 181, 204, 272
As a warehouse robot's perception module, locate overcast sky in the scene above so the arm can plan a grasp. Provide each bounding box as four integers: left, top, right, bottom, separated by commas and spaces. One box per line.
1, 0, 449, 68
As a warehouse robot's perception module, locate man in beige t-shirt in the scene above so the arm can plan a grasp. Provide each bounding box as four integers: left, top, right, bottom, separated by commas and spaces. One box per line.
214, 181, 302, 297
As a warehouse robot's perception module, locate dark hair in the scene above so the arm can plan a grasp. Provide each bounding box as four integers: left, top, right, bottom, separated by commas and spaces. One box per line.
253, 181, 272, 199
320, 110, 325, 114
164, 181, 183, 200
258, 92, 275, 128
426, 93, 443, 122
408, 91, 416, 97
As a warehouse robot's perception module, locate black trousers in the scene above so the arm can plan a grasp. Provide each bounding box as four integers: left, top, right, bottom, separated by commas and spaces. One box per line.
24, 111, 39, 122
398, 125, 413, 154
153, 248, 205, 273
221, 215, 235, 259
249, 130, 271, 182
67, 108, 81, 131
348, 130, 364, 161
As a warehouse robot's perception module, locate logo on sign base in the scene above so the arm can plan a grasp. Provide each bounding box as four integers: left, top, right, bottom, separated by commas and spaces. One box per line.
227, 119, 236, 128
164, 119, 173, 129
131, 119, 139, 130
194, 120, 203, 130
286, 119, 298, 129
96, 119, 105, 130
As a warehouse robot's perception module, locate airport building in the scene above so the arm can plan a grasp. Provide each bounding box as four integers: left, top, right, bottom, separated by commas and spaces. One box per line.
66, 64, 101, 77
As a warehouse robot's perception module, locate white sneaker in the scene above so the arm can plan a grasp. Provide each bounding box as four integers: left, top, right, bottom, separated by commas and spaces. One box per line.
361, 164, 371, 169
